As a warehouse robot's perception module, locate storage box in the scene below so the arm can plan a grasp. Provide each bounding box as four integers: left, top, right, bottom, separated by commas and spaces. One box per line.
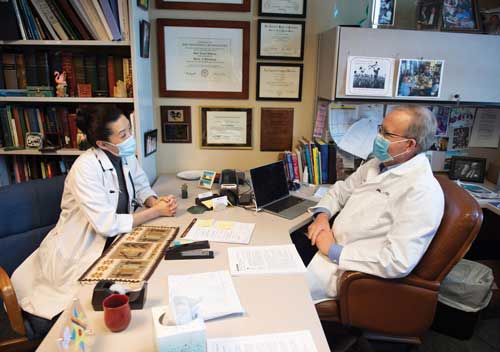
431, 301, 481, 340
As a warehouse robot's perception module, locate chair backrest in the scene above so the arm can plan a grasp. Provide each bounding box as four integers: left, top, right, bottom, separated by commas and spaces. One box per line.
413, 176, 483, 282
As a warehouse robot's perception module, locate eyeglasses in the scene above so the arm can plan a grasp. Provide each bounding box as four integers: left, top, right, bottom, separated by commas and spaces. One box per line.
377, 125, 410, 139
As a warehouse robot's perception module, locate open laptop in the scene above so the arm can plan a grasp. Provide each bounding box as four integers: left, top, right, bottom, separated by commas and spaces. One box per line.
250, 161, 317, 220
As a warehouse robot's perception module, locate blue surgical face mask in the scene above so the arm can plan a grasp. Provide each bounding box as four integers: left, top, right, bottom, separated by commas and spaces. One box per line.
106, 135, 136, 157
372, 134, 410, 162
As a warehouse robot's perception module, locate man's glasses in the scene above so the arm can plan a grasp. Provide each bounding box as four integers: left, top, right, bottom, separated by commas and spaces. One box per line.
378, 125, 409, 139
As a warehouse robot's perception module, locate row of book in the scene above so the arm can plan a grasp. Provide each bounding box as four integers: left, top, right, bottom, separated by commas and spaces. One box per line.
1, 51, 133, 98
281, 138, 337, 185
1, 0, 129, 41
0, 105, 80, 149
3, 155, 76, 185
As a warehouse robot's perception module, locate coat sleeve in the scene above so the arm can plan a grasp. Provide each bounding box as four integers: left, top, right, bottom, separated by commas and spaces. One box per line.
309, 162, 369, 218
129, 157, 157, 205
338, 184, 444, 278
69, 158, 133, 237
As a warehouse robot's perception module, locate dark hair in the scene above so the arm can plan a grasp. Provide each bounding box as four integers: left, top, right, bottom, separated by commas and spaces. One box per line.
76, 105, 125, 147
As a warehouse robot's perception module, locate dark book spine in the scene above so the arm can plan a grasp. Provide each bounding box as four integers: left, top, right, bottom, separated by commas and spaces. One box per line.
96, 55, 108, 97
73, 54, 85, 85
24, 50, 38, 86
327, 142, 337, 184
46, 0, 79, 40
107, 55, 115, 97
84, 55, 97, 95
113, 56, 123, 82
2, 53, 18, 89
0, 0, 23, 40
36, 51, 50, 87
55, 0, 92, 40
61, 52, 76, 97
0, 107, 13, 147
0, 58, 5, 89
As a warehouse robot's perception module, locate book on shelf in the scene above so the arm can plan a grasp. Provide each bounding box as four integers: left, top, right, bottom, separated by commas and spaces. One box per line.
4, 154, 76, 184
1, 0, 129, 41
1, 50, 133, 98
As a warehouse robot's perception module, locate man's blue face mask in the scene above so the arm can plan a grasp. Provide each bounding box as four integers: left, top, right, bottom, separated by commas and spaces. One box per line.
372, 134, 412, 163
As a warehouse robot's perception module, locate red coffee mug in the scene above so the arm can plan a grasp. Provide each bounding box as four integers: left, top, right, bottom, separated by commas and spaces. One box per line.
103, 294, 131, 332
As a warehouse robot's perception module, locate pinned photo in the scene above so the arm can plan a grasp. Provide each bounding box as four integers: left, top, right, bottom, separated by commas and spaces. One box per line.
346, 56, 395, 97
396, 59, 444, 98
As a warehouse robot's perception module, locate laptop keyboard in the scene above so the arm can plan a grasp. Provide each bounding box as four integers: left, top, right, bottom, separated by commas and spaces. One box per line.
265, 196, 304, 213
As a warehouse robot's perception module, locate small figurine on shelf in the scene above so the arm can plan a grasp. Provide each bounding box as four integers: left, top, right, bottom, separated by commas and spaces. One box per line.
181, 183, 188, 199
54, 70, 68, 97
114, 80, 127, 98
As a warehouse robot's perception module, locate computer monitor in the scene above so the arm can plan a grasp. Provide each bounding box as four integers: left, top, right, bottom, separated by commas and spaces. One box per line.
250, 161, 289, 208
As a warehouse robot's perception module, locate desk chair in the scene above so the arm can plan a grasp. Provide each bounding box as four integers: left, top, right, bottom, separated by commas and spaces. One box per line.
315, 175, 483, 344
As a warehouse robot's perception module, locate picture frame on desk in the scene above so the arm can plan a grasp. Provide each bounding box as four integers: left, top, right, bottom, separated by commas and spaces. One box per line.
441, 0, 482, 32
140, 20, 151, 59
144, 129, 158, 157
372, 0, 396, 27
200, 107, 252, 149
160, 106, 192, 143
257, 20, 305, 60
156, 0, 250, 12
157, 19, 250, 99
256, 63, 303, 101
449, 156, 486, 183
258, 0, 307, 18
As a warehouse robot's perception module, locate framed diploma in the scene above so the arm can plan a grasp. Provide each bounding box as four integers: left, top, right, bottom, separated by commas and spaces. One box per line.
157, 19, 250, 99
259, 0, 307, 18
258, 20, 305, 60
201, 107, 252, 149
256, 63, 303, 101
156, 0, 250, 12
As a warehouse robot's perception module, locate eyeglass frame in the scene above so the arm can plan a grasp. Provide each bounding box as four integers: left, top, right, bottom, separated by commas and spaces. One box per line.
377, 124, 413, 140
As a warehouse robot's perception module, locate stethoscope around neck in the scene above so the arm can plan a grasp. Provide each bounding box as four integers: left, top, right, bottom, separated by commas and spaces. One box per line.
96, 153, 139, 211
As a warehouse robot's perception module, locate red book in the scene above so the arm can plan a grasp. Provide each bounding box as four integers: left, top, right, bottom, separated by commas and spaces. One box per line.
107, 56, 115, 97
12, 107, 25, 147
68, 113, 78, 148
62, 52, 76, 97
291, 153, 300, 180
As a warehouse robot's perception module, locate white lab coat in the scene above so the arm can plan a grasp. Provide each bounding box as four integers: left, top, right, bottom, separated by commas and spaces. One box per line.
306, 153, 444, 301
11, 148, 157, 319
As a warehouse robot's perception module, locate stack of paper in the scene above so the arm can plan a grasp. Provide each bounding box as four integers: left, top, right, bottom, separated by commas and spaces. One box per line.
184, 219, 255, 244
228, 245, 307, 276
168, 271, 244, 321
207, 330, 318, 352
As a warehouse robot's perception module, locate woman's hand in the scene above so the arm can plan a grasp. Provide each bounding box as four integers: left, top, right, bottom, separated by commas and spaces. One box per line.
152, 195, 177, 217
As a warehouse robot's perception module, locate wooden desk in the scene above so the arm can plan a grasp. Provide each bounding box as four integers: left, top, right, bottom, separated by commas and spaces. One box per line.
37, 175, 330, 351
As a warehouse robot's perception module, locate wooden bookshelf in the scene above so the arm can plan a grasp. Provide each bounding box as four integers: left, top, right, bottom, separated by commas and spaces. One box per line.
0, 40, 130, 47
0, 148, 84, 156
0, 97, 134, 103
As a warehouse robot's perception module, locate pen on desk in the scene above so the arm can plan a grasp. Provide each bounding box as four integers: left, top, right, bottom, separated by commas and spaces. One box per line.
181, 218, 197, 238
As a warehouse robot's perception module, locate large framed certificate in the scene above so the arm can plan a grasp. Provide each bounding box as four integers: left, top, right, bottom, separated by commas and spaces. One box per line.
257, 20, 305, 60
259, 0, 307, 18
157, 19, 250, 99
257, 63, 303, 101
156, 0, 251, 12
201, 107, 252, 149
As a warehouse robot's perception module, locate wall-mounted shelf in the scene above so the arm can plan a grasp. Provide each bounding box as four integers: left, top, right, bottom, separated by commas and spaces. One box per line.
0, 148, 85, 156
0, 97, 134, 103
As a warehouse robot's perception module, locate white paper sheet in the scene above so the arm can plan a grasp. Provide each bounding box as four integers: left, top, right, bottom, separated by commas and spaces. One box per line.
228, 244, 306, 276
168, 271, 244, 321
207, 330, 318, 352
469, 109, 500, 148
338, 117, 379, 159
328, 104, 357, 144
184, 219, 255, 244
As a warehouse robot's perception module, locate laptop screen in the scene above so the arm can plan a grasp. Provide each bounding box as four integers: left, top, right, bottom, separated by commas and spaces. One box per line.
250, 161, 290, 208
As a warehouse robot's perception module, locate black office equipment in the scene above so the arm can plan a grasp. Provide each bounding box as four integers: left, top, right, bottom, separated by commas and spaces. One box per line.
164, 240, 214, 260
91, 281, 147, 311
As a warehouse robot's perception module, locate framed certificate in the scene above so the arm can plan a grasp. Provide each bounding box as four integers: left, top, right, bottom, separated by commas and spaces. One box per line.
256, 63, 303, 101
259, 0, 307, 18
156, 0, 250, 12
161, 106, 192, 143
258, 20, 305, 60
157, 19, 250, 99
201, 107, 252, 149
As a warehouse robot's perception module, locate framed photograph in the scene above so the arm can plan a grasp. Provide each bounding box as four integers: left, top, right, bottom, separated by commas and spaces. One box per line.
441, 0, 481, 32
161, 106, 192, 143
259, 0, 307, 18
200, 107, 252, 149
449, 156, 486, 183
144, 129, 158, 157
416, 1, 441, 29
156, 0, 250, 12
345, 56, 395, 97
257, 20, 305, 60
140, 20, 150, 58
481, 8, 500, 35
137, 0, 149, 10
157, 19, 250, 99
396, 59, 444, 98
199, 170, 217, 189
372, 0, 396, 27
256, 63, 303, 101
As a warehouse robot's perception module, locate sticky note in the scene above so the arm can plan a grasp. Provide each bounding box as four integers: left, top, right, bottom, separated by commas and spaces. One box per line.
197, 219, 214, 227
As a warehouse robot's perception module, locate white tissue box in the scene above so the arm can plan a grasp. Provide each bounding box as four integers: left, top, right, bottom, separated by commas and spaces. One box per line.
152, 305, 206, 352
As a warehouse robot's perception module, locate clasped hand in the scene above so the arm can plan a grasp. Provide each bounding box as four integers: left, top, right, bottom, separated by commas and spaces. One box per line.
307, 213, 336, 256
152, 195, 177, 216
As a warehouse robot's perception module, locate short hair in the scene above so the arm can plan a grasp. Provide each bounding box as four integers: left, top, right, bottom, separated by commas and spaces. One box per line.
76, 105, 126, 147
392, 105, 437, 153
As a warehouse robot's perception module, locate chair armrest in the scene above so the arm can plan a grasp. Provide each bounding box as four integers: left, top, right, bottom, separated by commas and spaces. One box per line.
0, 266, 26, 336
338, 271, 439, 337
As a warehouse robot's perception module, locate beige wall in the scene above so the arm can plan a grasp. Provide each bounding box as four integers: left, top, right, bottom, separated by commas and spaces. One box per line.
150, 1, 364, 174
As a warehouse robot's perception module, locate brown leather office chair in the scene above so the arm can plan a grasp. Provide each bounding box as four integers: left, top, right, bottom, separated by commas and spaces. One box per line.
316, 175, 483, 344
0, 266, 41, 352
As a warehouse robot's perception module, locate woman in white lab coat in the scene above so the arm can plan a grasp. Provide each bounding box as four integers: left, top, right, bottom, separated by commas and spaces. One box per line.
11, 105, 177, 338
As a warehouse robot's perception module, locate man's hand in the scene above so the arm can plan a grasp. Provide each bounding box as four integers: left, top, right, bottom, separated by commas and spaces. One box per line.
307, 213, 330, 245
315, 230, 336, 256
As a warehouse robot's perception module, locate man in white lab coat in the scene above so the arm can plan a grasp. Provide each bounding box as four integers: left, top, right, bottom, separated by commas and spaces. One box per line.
11, 105, 177, 338
299, 106, 444, 301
